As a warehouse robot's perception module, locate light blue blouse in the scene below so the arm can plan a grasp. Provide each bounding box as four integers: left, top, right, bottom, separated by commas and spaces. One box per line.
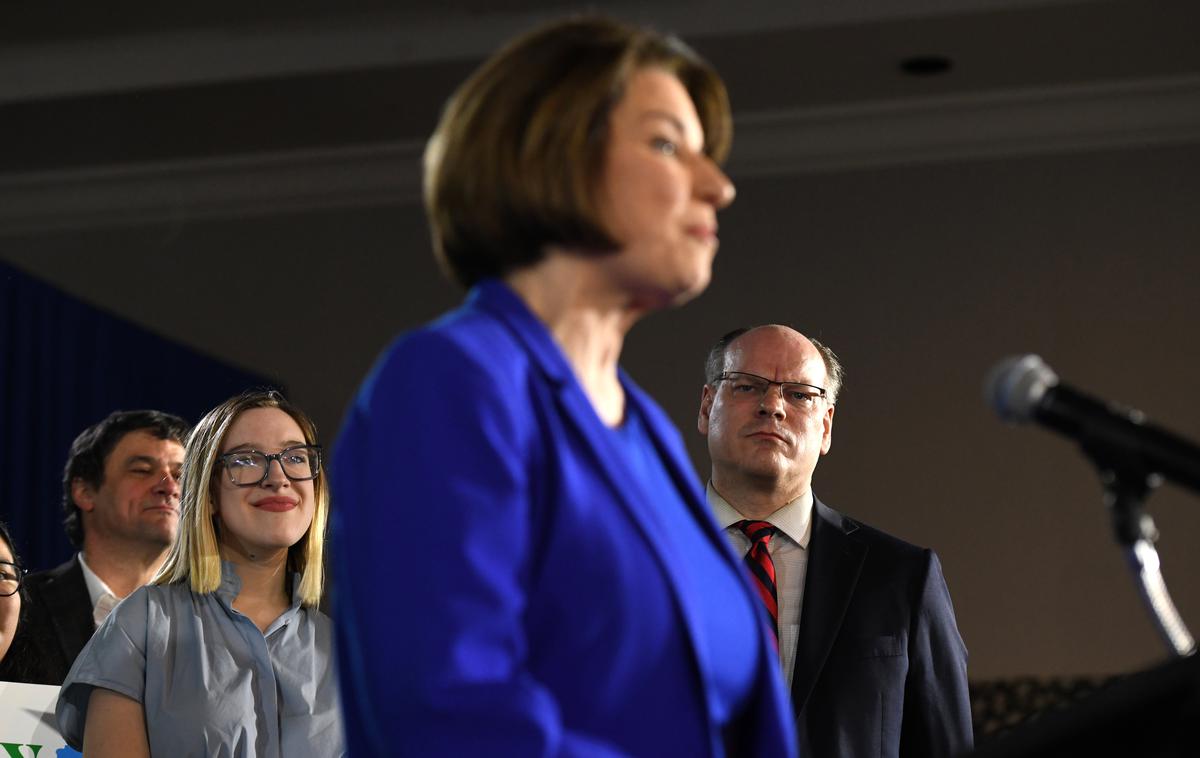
56, 561, 344, 757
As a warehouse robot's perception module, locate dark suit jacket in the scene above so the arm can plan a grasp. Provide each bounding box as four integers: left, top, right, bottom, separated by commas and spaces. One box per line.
10, 555, 94, 685
793, 498, 974, 758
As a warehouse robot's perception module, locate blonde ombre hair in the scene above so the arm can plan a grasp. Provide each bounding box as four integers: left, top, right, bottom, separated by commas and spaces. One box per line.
153, 390, 329, 606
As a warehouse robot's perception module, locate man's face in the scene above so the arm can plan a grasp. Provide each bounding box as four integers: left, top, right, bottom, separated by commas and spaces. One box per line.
698, 326, 835, 502
74, 430, 184, 552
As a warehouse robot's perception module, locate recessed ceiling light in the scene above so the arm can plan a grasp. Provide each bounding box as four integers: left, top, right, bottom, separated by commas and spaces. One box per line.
900, 55, 953, 76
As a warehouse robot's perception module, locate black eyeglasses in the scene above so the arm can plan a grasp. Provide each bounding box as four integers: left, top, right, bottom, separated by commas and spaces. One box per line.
217, 445, 323, 487
714, 371, 827, 409
0, 561, 26, 598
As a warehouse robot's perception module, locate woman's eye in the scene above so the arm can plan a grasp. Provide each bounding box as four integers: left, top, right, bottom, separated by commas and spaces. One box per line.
651, 137, 678, 157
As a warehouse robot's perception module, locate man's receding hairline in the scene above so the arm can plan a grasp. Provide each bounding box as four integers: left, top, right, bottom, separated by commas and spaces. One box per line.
723, 325, 828, 379
725, 324, 816, 356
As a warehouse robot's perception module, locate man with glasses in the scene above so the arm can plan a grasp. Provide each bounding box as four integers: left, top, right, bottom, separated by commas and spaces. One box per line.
9, 410, 188, 684
697, 325, 972, 758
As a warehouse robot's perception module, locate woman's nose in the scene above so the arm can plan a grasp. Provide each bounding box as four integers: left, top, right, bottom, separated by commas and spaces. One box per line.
694, 156, 736, 209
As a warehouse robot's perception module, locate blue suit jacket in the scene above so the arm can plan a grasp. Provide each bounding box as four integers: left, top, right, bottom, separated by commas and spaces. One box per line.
332, 281, 796, 757
793, 498, 974, 758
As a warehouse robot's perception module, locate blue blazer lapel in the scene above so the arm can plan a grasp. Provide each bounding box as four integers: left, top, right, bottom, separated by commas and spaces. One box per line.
473, 280, 722, 720
621, 380, 741, 566
471, 281, 697, 550
791, 498, 868, 715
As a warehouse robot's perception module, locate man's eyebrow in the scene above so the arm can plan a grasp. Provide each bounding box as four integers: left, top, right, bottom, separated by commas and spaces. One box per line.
124, 455, 161, 468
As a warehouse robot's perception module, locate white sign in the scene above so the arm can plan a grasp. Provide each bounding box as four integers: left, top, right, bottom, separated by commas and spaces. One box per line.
0, 681, 79, 757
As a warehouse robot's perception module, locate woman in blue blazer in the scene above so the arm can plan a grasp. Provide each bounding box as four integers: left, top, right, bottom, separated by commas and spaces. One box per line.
332, 16, 796, 757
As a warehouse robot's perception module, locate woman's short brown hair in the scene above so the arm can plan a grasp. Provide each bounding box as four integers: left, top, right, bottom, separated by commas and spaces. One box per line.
425, 15, 732, 289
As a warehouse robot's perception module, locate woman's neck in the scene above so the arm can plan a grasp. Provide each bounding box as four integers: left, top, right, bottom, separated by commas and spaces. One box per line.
219, 542, 291, 632
506, 257, 642, 427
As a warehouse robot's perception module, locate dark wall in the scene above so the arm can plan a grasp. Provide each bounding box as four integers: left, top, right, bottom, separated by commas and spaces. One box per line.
3, 141, 1198, 679
0, 261, 272, 571
626, 143, 1200, 679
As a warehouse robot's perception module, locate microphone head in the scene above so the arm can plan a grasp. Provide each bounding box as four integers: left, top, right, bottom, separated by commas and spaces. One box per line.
985, 354, 1059, 423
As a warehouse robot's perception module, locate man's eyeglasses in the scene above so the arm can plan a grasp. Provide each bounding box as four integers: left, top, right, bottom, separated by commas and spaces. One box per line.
0, 561, 26, 598
714, 371, 827, 409
217, 445, 322, 487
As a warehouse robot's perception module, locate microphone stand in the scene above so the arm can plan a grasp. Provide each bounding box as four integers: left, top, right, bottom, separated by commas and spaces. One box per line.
1085, 444, 1196, 658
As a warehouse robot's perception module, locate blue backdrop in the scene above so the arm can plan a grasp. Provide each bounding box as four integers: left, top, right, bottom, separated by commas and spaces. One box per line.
0, 260, 273, 572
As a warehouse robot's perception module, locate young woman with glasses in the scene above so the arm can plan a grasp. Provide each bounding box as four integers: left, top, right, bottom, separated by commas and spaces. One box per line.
56, 391, 343, 757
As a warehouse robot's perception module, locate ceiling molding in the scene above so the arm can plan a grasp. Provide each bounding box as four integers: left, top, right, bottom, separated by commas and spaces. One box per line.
732, 73, 1200, 175
0, 0, 1077, 102
2, 73, 1198, 236
0, 143, 426, 236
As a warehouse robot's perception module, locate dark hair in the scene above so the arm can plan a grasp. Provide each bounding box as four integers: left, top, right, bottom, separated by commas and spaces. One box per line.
62, 410, 190, 548
704, 326, 845, 404
0, 519, 31, 680
704, 327, 750, 384
0, 520, 20, 572
807, 336, 845, 404
0, 520, 24, 602
425, 15, 732, 289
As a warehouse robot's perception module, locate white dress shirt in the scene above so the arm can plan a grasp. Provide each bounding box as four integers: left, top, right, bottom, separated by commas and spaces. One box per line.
707, 482, 813, 688
77, 551, 120, 627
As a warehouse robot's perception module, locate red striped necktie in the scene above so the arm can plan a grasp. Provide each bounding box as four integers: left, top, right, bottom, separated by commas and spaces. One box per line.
735, 520, 779, 643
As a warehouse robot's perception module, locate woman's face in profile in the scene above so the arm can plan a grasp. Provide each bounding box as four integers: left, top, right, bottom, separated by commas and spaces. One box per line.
0, 537, 20, 663
593, 66, 735, 309
213, 407, 316, 562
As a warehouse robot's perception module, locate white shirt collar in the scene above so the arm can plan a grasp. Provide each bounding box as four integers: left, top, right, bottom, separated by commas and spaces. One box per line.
706, 481, 814, 549
77, 551, 118, 610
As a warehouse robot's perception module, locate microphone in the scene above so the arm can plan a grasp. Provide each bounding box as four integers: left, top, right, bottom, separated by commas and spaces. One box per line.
985, 354, 1200, 493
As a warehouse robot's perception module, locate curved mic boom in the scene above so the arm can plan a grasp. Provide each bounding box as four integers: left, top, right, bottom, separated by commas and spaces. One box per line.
985, 354, 1200, 493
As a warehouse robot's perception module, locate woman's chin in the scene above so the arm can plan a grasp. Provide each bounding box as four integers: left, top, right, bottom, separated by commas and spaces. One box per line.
627, 274, 710, 313
668, 265, 714, 307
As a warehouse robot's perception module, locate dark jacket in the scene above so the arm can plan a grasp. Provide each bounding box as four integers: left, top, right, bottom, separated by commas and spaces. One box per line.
793, 498, 974, 758
5, 555, 94, 685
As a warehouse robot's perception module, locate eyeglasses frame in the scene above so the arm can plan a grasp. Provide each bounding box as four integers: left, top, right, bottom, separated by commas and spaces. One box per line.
216, 444, 324, 488
0, 560, 26, 598
714, 370, 828, 406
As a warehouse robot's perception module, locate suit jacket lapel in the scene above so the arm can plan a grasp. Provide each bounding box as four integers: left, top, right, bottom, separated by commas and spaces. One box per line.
473, 281, 701, 554
474, 281, 716, 674
474, 280, 793, 753
622, 379, 735, 564
791, 498, 867, 715
41, 557, 95, 669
